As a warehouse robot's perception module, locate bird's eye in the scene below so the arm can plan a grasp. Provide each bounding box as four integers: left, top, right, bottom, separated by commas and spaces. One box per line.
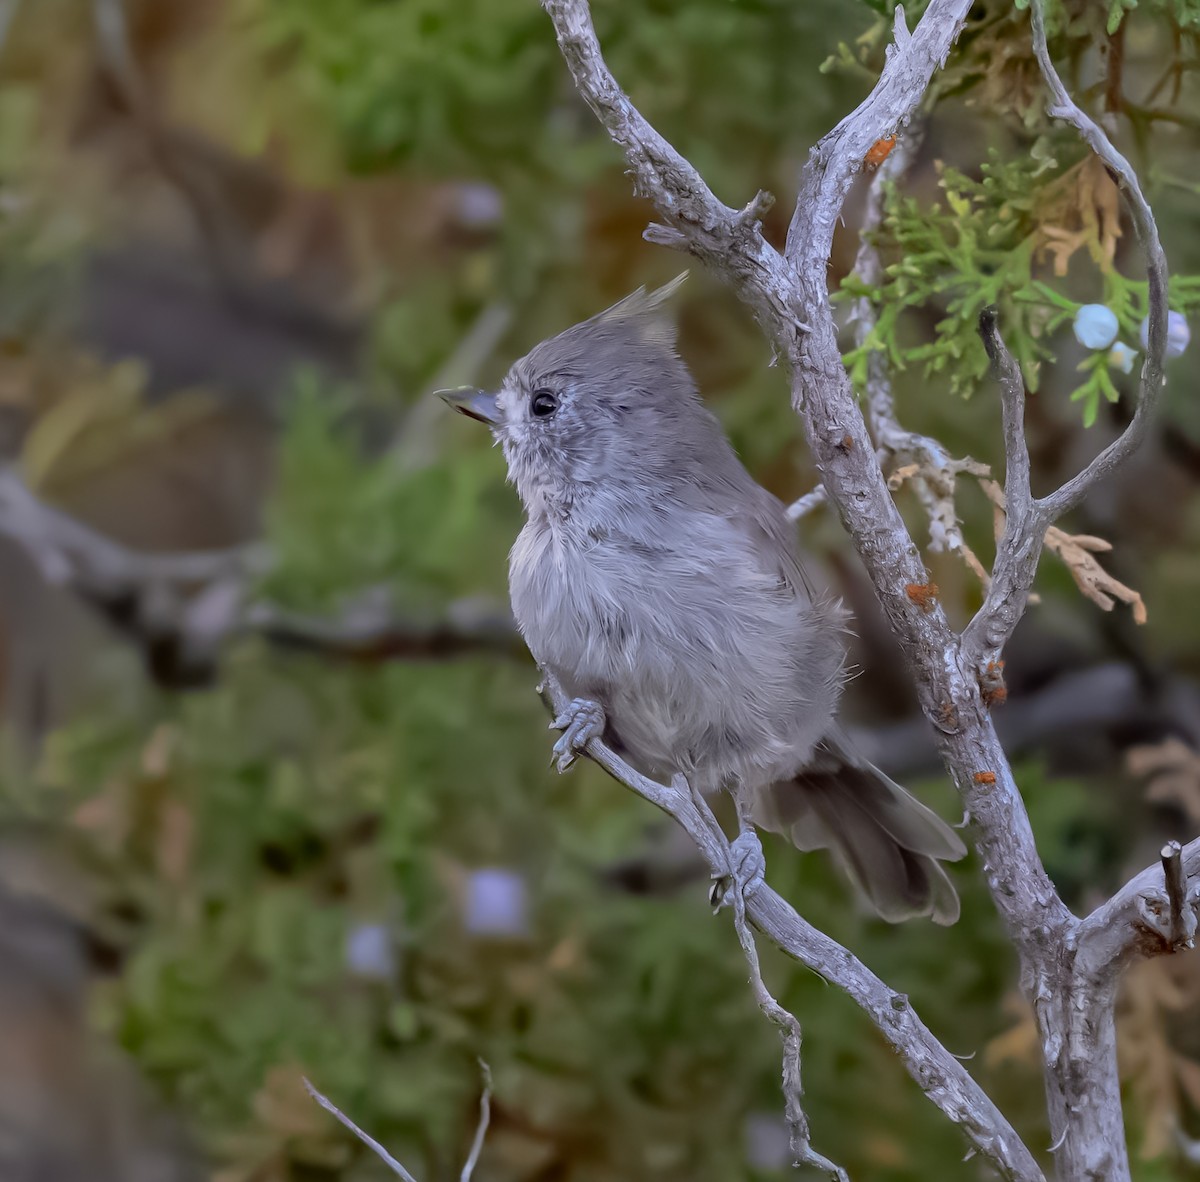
530, 389, 559, 418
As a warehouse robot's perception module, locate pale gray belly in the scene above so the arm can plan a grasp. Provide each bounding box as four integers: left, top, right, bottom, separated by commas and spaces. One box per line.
511, 528, 842, 791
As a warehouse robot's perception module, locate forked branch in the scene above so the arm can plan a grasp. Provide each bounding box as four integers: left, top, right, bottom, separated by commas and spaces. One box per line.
538, 670, 1043, 1182
1029, 0, 1169, 523
962, 0, 1170, 669
305, 1061, 493, 1182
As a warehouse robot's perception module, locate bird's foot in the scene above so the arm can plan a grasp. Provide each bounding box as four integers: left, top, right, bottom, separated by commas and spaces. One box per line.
549, 697, 606, 773
709, 827, 767, 912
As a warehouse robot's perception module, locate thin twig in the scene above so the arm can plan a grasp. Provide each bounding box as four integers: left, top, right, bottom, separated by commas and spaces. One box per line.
304, 1059, 494, 1182
691, 774, 843, 1176
303, 1078, 421, 1182
847, 126, 980, 566
961, 313, 1046, 668
1161, 840, 1188, 948
851, 131, 930, 459
978, 308, 1033, 528
1077, 836, 1200, 979
460, 1060, 493, 1182
727, 797, 847, 1181
785, 485, 827, 521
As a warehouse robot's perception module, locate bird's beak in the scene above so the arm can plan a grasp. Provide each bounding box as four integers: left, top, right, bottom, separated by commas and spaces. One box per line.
437, 386, 501, 426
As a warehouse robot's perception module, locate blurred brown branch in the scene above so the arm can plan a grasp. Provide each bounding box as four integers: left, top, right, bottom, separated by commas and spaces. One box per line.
0, 466, 523, 687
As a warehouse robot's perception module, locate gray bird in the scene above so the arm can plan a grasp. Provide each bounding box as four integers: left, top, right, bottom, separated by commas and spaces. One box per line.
440, 275, 966, 924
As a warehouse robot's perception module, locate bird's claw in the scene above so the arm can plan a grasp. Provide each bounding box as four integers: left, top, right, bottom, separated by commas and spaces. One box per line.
549, 697, 606, 773
710, 828, 767, 912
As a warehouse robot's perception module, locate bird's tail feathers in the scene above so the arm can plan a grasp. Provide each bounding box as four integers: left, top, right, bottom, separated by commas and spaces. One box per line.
751, 731, 966, 925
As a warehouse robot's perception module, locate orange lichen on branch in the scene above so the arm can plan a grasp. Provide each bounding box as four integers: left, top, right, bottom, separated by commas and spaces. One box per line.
973, 771, 997, 785
980, 659, 1007, 706
905, 581, 940, 612
863, 135, 898, 171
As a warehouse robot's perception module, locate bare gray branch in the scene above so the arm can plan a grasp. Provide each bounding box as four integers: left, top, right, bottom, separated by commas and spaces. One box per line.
541, 0, 784, 314
539, 0, 1058, 1172
979, 308, 1033, 528
539, 669, 1044, 1182
784, 0, 974, 270
851, 131, 926, 460
460, 1060, 493, 1182
1162, 840, 1191, 947
960, 312, 1045, 668
1077, 836, 1200, 982
305, 1059, 494, 1182
784, 485, 827, 521
303, 1078, 421, 1182
847, 127, 980, 566
715, 793, 847, 1181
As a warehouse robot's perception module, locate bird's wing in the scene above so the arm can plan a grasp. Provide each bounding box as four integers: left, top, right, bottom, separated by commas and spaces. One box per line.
731, 487, 818, 601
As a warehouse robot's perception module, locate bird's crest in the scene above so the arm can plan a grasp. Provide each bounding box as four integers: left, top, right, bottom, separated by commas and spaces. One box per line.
592, 271, 688, 348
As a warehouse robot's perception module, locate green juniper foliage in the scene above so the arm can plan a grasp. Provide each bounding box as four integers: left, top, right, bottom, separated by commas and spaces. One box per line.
838, 146, 1200, 425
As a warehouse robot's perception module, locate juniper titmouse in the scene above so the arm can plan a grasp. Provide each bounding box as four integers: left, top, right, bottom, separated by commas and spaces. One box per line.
440, 276, 966, 924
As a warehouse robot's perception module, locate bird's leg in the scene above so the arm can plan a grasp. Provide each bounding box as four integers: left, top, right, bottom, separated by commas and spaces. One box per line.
709, 793, 767, 911
730, 823, 767, 895
548, 697, 606, 773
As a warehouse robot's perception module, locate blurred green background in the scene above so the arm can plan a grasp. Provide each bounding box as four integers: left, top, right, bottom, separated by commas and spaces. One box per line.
1, 0, 1199, 1179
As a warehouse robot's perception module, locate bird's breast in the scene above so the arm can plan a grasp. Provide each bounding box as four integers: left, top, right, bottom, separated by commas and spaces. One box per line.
509, 520, 641, 685
508, 517, 844, 788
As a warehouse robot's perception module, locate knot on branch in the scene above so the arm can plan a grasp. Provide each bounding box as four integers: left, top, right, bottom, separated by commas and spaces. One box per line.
643, 191, 787, 320
734, 188, 776, 230
1134, 842, 1200, 951
646, 188, 776, 254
